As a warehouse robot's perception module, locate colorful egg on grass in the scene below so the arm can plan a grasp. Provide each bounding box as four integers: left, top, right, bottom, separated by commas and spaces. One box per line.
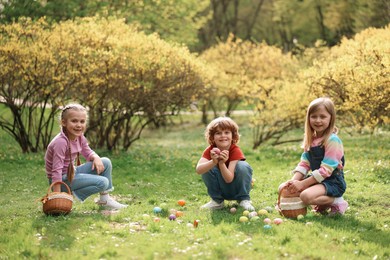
178, 200, 186, 207
239, 216, 249, 222
263, 224, 272, 230
243, 210, 250, 216
193, 220, 200, 227
258, 209, 268, 216
230, 207, 237, 214
273, 218, 283, 225
297, 214, 305, 220
153, 207, 162, 214
248, 212, 258, 218
186, 223, 194, 228
169, 214, 176, 221
153, 217, 160, 222
263, 218, 272, 224
250, 216, 260, 222
175, 211, 184, 217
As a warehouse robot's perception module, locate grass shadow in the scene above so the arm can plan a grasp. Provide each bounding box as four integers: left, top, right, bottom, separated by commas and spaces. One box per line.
305, 214, 390, 248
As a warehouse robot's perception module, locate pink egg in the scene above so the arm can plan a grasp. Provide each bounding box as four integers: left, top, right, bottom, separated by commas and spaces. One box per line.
230, 207, 237, 214
212, 147, 221, 155
273, 218, 283, 225
263, 218, 272, 224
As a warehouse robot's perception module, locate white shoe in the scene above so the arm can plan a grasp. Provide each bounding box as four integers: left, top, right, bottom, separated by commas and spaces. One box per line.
200, 200, 224, 210
239, 200, 255, 211
96, 197, 128, 210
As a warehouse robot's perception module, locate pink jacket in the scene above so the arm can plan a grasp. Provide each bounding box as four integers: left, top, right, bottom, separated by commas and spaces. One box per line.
45, 129, 96, 183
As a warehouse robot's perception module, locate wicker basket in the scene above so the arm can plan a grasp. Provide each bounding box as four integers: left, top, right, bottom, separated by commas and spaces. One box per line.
276, 186, 307, 219
41, 181, 73, 216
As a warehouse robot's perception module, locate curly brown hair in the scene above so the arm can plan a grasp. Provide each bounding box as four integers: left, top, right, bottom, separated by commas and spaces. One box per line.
205, 117, 240, 146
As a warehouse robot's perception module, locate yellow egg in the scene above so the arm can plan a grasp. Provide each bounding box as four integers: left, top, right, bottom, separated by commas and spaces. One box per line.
258, 209, 268, 215
239, 216, 249, 222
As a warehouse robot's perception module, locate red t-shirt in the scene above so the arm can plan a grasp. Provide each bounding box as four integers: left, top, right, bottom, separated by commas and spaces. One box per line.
202, 144, 245, 166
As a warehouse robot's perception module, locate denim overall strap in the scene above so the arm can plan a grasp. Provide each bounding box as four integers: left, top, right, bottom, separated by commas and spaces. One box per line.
308, 146, 345, 173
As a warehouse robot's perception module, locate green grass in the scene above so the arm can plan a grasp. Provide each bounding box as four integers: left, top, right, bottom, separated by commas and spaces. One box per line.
0, 114, 389, 259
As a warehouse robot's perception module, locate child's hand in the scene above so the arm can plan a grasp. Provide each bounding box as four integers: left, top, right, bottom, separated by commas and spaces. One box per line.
92, 156, 104, 174
287, 180, 304, 193
210, 149, 220, 164
218, 150, 229, 163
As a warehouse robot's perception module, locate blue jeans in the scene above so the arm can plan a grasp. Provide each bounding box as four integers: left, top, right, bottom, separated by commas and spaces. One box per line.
50, 157, 114, 202
201, 161, 253, 203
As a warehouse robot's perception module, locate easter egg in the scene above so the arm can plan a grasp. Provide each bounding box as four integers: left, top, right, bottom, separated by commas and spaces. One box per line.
263, 224, 272, 230
250, 216, 260, 222
297, 214, 305, 220
273, 218, 283, 225
153, 207, 162, 214
212, 147, 221, 155
193, 220, 200, 227
258, 209, 268, 216
169, 208, 177, 214
175, 211, 184, 217
239, 216, 249, 222
230, 207, 237, 214
243, 210, 250, 216
169, 214, 176, 221
186, 223, 194, 228
177, 200, 186, 207
153, 217, 160, 222
263, 218, 272, 224
248, 211, 258, 218
159, 203, 168, 209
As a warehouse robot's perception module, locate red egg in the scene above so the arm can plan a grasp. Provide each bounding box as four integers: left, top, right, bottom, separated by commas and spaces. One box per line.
193, 219, 200, 228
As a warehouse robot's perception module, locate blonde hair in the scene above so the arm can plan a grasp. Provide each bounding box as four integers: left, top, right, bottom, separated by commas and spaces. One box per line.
60, 103, 88, 121
205, 117, 240, 146
303, 97, 337, 151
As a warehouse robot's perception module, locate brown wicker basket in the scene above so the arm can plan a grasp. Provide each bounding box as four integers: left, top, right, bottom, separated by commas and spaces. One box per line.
276, 186, 307, 219
41, 181, 73, 216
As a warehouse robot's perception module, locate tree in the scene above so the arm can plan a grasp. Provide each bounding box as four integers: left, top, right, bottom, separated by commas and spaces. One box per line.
0, 16, 209, 152
305, 25, 390, 131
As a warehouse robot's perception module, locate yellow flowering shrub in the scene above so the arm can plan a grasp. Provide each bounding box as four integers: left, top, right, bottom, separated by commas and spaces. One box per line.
0, 16, 208, 151
306, 25, 390, 131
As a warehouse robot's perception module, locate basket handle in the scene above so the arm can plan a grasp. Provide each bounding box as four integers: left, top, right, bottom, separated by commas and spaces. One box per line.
48, 181, 72, 195
277, 184, 290, 211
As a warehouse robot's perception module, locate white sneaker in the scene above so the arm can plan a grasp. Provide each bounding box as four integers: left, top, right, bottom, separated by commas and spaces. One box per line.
200, 200, 224, 210
96, 197, 128, 210
239, 200, 255, 211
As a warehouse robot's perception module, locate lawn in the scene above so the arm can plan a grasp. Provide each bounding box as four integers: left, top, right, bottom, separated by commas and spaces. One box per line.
0, 114, 389, 259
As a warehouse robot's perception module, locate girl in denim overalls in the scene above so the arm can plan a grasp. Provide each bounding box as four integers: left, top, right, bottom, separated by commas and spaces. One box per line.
278, 97, 348, 215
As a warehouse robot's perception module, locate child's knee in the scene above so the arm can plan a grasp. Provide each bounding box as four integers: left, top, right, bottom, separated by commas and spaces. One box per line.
101, 157, 112, 169
97, 177, 109, 191
299, 191, 311, 204
235, 161, 252, 175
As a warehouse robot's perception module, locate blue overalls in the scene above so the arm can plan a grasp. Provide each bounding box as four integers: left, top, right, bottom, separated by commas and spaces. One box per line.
307, 146, 347, 197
